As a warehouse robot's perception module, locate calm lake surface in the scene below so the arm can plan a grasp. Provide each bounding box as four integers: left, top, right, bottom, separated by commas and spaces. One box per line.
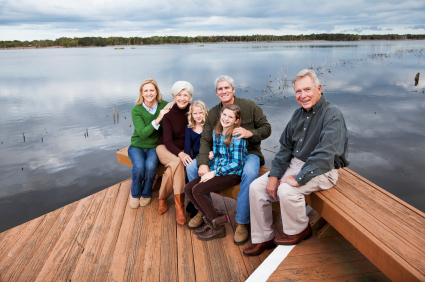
1, 41, 424, 232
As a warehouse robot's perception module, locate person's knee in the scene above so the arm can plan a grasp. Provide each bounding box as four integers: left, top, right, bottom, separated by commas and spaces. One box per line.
277, 184, 301, 201
249, 178, 263, 199
132, 165, 145, 176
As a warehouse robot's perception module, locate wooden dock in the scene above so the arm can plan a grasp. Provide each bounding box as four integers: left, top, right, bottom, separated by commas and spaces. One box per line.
0, 177, 393, 281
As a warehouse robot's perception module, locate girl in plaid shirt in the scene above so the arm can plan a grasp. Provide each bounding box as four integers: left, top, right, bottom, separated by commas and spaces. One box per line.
184, 104, 248, 241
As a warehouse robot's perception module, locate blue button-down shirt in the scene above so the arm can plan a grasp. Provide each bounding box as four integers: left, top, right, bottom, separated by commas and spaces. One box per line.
143, 102, 160, 130
209, 130, 248, 176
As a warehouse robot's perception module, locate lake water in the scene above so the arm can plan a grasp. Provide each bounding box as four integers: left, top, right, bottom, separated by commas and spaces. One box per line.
1, 41, 424, 232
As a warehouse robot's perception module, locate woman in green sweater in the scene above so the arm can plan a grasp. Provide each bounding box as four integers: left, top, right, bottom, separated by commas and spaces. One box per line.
128, 78, 173, 209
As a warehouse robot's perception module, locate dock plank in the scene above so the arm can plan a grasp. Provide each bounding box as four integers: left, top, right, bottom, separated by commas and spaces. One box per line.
177, 202, 196, 282
211, 193, 249, 281
0, 207, 64, 281
0, 215, 45, 276
336, 175, 425, 250
91, 180, 130, 281
106, 191, 137, 282
0, 222, 29, 261
35, 190, 106, 282
161, 196, 179, 282
123, 195, 151, 281
269, 259, 380, 280
222, 196, 262, 276
13, 202, 78, 282
71, 183, 121, 281
141, 197, 163, 282
191, 228, 214, 282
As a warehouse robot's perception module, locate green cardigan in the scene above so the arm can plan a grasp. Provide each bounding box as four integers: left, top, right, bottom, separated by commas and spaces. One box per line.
130, 100, 169, 149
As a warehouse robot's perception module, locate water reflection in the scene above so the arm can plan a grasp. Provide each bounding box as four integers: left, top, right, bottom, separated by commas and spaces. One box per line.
0, 41, 424, 232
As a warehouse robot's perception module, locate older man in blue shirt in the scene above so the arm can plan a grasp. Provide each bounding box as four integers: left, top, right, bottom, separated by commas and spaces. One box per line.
244, 69, 349, 256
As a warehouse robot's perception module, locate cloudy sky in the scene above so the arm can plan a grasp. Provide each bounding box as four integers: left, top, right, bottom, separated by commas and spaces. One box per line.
1, 0, 424, 41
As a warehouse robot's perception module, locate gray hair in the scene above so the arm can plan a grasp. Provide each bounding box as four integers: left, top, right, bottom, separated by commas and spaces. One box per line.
292, 69, 320, 88
171, 81, 194, 98
215, 75, 235, 92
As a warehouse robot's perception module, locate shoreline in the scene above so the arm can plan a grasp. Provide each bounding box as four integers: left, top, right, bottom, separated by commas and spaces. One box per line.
2, 39, 423, 50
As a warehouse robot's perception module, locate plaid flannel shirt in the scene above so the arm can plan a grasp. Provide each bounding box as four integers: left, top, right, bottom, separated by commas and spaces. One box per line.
209, 130, 248, 176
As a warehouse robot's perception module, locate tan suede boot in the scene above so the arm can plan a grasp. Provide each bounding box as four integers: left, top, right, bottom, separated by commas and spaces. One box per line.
188, 211, 204, 230
175, 194, 186, 225
234, 223, 249, 245
197, 215, 228, 241
129, 197, 140, 209
158, 199, 168, 214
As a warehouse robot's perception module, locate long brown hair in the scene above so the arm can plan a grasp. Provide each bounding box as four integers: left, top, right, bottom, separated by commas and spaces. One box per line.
214, 104, 242, 147
135, 78, 163, 105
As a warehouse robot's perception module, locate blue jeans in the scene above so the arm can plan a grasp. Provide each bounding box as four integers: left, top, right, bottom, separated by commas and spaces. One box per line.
186, 154, 260, 224
128, 146, 159, 199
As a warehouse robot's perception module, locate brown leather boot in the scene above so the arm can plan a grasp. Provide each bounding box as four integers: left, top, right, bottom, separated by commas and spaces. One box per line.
175, 194, 186, 225
158, 198, 168, 215
193, 210, 225, 234
197, 214, 229, 241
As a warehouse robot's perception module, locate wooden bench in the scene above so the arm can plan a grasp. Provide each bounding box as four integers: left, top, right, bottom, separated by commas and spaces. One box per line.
116, 147, 280, 212
305, 168, 425, 282
117, 147, 425, 281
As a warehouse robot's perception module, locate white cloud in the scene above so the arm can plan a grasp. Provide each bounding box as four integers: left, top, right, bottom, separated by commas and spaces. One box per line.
0, 0, 424, 40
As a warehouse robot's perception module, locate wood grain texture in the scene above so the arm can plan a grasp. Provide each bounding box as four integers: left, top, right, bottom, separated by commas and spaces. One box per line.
0, 207, 64, 281
176, 201, 195, 282
14, 202, 78, 282
269, 260, 380, 281
308, 190, 424, 282
0, 222, 29, 261
0, 214, 46, 276
221, 195, 262, 276
336, 175, 425, 249
141, 197, 163, 282
107, 190, 137, 282
123, 195, 151, 282
91, 181, 130, 281
211, 193, 249, 281
161, 195, 179, 282
34, 190, 105, 282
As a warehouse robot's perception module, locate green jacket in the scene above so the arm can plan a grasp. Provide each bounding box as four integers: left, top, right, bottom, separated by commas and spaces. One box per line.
197, 96, 271, 167
130, 100, 169, 149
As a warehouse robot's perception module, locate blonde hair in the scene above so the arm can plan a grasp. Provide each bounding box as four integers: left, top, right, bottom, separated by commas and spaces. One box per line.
135, 78, 163, 105
187, 100, 208, 128
214, 104, 242, 148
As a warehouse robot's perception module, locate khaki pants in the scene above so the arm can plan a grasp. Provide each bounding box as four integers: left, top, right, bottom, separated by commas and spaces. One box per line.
249, 157, 338, 244
156, 145, 185, 199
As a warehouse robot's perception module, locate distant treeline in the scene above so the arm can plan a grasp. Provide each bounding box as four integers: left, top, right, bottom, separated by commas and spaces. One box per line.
2, 34, 425, 48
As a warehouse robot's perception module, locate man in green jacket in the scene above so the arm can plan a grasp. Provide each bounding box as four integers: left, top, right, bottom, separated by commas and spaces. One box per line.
186, 75, 271, 245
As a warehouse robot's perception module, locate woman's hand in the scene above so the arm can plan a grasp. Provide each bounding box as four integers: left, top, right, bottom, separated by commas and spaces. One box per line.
200, 171, 215, 182
164, 101, 175, 111
155, 108, 170, 126
178, 152, 193, 166
208, 151, 214, 160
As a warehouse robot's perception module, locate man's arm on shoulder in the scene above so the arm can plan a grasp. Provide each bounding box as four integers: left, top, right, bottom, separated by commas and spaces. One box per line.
249, 102, 271, 143
296, 107, 348, 186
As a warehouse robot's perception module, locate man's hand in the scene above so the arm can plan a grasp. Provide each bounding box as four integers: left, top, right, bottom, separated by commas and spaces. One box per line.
178, 152, 192, 166
266, 176, 280, 200
232, 127, 253, 140
198, 164, 210, 177
280, 174, 301, 187
200, 171, 215, 182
